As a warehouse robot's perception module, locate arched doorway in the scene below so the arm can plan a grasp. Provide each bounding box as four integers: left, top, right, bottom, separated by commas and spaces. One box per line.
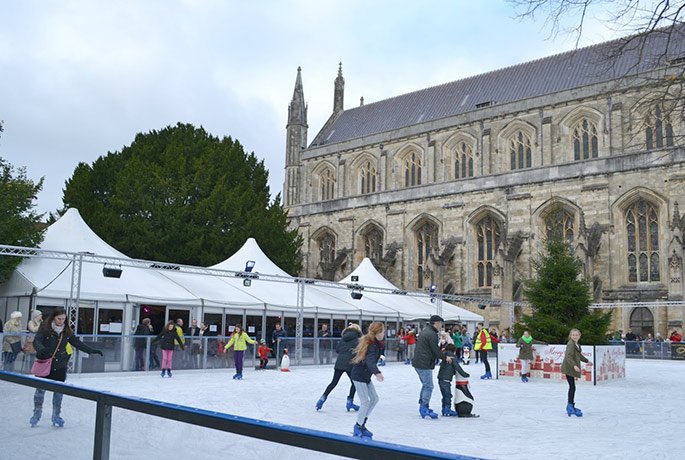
629, 307, 654, 338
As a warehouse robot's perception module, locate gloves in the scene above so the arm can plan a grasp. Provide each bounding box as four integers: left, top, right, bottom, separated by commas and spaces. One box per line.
92, 350, 103, 356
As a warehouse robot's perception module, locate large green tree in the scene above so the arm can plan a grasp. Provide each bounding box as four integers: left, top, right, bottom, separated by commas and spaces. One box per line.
62, 123, 302, 274
0, 121, 46, 281
515, 235, 611, 344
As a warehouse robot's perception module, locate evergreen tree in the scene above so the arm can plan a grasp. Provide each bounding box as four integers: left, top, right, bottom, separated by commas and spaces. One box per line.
515, 235, 611, 344
0, 153, 45, 282
62, 123, 302, 274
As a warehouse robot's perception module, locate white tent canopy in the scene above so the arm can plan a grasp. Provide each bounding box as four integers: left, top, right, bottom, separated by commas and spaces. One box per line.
334, 258, 484, 323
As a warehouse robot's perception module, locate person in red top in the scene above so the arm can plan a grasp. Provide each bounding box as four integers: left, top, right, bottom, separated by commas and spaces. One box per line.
669, 330, 682, 342
258, 339, 272, 369
402, 328, 417, 365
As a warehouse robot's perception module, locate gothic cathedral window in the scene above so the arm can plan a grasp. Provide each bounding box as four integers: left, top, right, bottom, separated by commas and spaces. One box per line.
318, 233, 336, 266
455, 142, 474, 179
544, 208, 575, 243
476, 216, 501, 288
573, 119, 598, 160
645, 105, 674, 150
320, 168, 335, 201
416, 222, 437, 289
360, 161, 377, 194
404, 152, 422, 187
510, 131, 532, 170
626, 200, 659, 282
363, 227, 383, 265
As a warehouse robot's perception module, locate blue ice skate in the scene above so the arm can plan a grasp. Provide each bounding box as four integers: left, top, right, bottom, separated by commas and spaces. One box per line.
346, 397, 360, 412
167, 370, 172, 377
566, 403, 575, 417
441, 406, 458, 417
29, 410, 41, 427
480, 371, 492, 380
419, 405, 439, 419
521, 374, 528, 383
316, 395, 326, 410
573, 406, 583, 417
161, 369, 166, 377
51, 414, 64, 427
353, 423, 373, 439
236, 373, 242, 380
232, 373, 239, 380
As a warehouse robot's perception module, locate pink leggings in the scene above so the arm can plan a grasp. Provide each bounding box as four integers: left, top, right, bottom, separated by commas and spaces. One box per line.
162, 350, 174, 369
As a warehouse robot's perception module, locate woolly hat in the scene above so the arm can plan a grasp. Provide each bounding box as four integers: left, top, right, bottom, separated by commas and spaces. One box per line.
429, 315, 444, 324
32, 310, 43, 320
259, 338, 265, 344
10, 311, 22, 319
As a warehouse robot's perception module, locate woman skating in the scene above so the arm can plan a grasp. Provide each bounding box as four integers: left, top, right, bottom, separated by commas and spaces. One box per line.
515, 330, 546, 382
350, 322, 385, 439
316, 323, 362, 411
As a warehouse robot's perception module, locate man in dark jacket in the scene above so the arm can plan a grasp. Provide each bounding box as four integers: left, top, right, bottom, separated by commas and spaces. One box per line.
133, 318, 151, 371
413, 315, 449, 419
272, 323, 287, 361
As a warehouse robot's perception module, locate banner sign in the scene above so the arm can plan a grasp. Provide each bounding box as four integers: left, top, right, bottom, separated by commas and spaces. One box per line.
594, 345, 626, 384
671, 343, 685, 360
497, 343, 605, 385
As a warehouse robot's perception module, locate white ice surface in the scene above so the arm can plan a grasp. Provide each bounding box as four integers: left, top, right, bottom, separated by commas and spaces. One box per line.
1, 359, 682, 460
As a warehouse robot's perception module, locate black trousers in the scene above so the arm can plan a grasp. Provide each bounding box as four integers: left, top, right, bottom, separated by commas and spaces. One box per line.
479, 350, 491, 373
323, 368, 356, 399
566, 375, 576, 404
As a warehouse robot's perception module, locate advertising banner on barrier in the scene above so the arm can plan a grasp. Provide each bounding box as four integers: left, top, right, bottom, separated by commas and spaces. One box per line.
594, 345, 626, 384
497, 343, 595, 384
671, 343, 685, 360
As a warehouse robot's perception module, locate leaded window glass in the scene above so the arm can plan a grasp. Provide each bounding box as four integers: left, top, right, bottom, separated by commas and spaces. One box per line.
646, 105, 674, 150
544, 208, 575, 243
363, 227, 383, 265
318, 233, 336, 265
510, 131, 532, 170
360, 161, 377, 194
626, 200, 659, 282
476, 216, 501, 288
404, 152, 422, 187
455, 142, 474, 179
320, 168, 335, 201
416, 222, 437, 289
573, 118, 599, 160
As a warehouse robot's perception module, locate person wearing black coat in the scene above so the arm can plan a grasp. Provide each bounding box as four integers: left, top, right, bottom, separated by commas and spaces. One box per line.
133, 318, 151, 371
315, 323, 362, 412
152, 320, 185, 377
30, 307, 103, 427
413, 315, 449, 419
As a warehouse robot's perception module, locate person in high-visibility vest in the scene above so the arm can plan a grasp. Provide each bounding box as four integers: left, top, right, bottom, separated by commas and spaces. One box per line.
474, 322, 494, 379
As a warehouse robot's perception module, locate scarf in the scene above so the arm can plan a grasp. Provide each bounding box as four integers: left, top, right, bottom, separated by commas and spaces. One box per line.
521, 335, 533, 344
52, 321, 65, 335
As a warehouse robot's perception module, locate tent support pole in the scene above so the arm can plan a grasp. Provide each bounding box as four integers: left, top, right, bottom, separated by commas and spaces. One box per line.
295, 280, 305, 366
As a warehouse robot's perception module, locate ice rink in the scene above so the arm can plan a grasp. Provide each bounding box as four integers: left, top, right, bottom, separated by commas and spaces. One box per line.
1, 358, 681, 460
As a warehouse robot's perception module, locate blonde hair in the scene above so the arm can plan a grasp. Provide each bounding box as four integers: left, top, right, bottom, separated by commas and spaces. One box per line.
568, 328, 581, 339
351, 322, 384, 364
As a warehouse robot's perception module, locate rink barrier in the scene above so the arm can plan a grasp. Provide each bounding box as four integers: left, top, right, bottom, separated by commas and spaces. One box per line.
0, 370, 485, 460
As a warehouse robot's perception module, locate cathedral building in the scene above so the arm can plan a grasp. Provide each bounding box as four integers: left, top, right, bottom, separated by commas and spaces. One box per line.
283, 27, 685, 336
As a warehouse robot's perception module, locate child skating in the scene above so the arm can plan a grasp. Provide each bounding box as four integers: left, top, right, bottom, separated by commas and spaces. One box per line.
437, 344, 471, 417
515, 330, 546, 382
561, 328, 592, 417
258, 339, 272, 369
224, 325, 256, 379
350, 322, 385, 439
152, 320, 185, 377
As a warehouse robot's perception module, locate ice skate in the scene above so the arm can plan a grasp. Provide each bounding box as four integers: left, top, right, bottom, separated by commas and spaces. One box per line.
51, 413, 64, 428
353, 423, 373, 439
167, 370, 172, 377
236, 373, 242, 380
480, 371, 492, 380
346, 397, 360, 412
573, 406, 583, 417
29, 409, 41, 427
161, 369, 166, 377
521, 374, 528, 383
441, 406, 458, 417
232, 373, 239, 380
419, 405, 438, 419
315, 395, 326, 410
566, 403, 575, 417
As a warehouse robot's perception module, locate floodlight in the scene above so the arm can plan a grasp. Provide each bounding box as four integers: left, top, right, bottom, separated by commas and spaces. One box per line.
102, 265, 122, 279
350, 291, 363, 300
245, 260, 256, 273
478, 303, 487, 310
243, 278, 252, 287
351, 275, 359, 282
429, 284, 437, 293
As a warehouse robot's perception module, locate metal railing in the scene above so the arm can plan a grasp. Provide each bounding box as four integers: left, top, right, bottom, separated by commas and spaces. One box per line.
0, 370, 484, 460
615, 340, 685, 360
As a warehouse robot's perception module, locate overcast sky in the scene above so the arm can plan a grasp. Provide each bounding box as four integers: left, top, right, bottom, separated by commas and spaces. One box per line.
0, 0, 620, 216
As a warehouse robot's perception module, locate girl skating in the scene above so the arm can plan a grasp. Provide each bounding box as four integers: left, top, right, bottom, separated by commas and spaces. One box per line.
515, 330, 546, 382
350, 322, 385, 439
316, 323, 362, 411
224, 324, 256, 379
152, 320, 185, 377
561, 328, 592, 417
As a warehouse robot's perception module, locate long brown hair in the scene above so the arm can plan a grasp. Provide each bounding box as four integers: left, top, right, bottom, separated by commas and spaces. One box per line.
351, 322, 384, 364
40, 307, 73, 337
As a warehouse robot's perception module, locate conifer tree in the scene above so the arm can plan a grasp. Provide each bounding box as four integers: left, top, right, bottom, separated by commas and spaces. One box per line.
516, 234, 611, 344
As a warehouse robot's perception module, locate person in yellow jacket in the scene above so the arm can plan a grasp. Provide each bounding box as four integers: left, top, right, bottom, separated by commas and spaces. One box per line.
224, 325, 256, 380
474, 322, 494, 379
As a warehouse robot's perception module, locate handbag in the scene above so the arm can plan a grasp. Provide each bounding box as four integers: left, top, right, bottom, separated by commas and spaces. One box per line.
10, 340, 22, 354
31, 333, 63, 377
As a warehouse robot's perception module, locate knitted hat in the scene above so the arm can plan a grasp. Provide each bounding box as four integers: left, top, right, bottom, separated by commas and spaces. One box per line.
259, 338, 265, 344
10, 311, 22, 319
32, 310, 43, 319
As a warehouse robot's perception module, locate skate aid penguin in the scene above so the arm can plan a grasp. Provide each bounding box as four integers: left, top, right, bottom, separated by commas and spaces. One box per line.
454, 375, 479, 417
280, 348, 291, 372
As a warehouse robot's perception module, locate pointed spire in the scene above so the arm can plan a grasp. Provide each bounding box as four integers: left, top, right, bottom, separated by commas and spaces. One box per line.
334, 62, 345, 113
289, 66, 307, 126
360, 96, 364, 106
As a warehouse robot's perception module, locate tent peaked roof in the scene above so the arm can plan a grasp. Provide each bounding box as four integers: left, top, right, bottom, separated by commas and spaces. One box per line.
341, 258, 397, 290
42, 208, 129, 258
210, 238, 290, 276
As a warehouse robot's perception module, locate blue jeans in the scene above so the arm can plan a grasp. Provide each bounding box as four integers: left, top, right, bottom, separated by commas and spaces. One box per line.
415, 368, 434, 407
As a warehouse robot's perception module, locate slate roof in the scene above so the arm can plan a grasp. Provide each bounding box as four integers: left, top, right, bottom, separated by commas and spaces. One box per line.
311, 25, 685, 148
